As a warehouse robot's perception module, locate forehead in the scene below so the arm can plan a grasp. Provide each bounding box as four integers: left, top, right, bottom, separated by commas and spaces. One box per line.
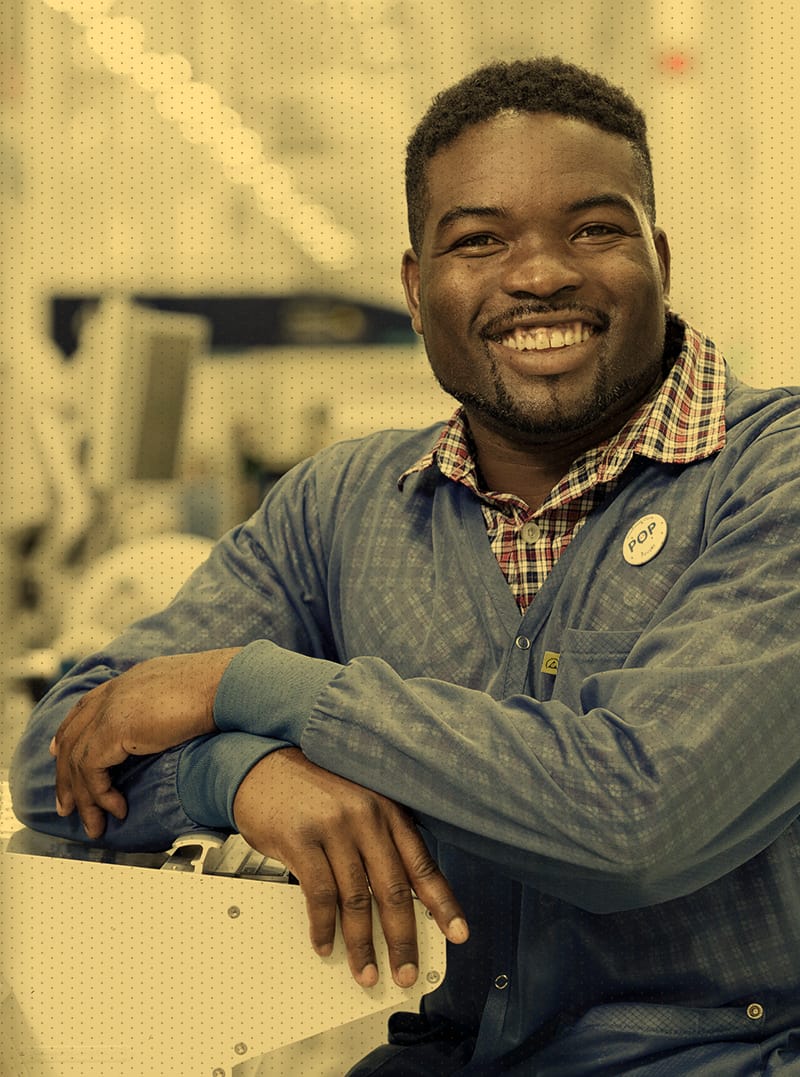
423, 111, 645, 223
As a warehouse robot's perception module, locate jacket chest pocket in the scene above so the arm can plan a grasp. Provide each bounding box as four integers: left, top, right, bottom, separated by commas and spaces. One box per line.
547, 628, 642, 713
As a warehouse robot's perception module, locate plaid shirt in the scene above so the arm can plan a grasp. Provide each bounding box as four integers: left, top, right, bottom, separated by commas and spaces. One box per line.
400, 318, 727, 613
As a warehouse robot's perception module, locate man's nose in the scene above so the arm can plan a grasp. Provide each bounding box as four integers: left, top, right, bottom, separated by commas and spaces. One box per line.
499, 240, 584, 299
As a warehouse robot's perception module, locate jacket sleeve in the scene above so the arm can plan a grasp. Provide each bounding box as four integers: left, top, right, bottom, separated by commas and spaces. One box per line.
9, 454, 336, 851
212, 416, 800, 912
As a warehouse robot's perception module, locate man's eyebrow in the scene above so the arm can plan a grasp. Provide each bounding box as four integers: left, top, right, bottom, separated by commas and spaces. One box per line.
435, 194, 640, 235
434, 205, 508, 235
564, 193, 639, 217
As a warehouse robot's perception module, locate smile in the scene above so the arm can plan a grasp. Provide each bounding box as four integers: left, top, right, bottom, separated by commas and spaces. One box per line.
499, 321, 595, 351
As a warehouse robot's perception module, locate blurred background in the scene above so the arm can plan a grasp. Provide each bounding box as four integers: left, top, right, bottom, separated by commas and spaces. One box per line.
1, 0, 799, 764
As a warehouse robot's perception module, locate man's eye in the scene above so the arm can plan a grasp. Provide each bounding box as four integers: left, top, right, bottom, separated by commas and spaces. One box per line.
453, 234, 498, 249
573, 223, 623, 239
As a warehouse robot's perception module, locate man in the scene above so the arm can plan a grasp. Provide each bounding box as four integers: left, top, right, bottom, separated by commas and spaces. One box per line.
11, 58, 800, 1074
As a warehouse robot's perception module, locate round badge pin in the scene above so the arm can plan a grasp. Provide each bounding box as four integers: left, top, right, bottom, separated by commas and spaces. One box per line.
623, 513, 668, 565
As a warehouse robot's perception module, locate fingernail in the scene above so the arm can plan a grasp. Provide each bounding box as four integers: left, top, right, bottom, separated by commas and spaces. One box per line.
49, 737, 57, 755
315, 942, 333, 958
358, 963, 378, 988
396, 963, 418, 988
55, 796, 65, 816
447, 916, 469, 944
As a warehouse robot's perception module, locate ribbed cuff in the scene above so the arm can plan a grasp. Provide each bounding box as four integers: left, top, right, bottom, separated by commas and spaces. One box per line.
213, 639, 342, 745
177, 732, 285, 830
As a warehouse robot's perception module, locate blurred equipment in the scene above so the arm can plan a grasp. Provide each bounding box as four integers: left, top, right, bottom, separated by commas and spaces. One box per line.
51, 293, 417, 355
0, 321, 94, 715
4, 531, 214, 704
53, 531, 214, 654
73, 294, 209, 490
52, 292, 444, 536
1, 297, 210, 695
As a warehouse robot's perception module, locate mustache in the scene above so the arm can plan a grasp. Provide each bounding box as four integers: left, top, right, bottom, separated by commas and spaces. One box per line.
478, 302, 610, 340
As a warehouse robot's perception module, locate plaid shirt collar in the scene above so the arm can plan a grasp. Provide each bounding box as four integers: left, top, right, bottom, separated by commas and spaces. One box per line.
399, 315, 727, 505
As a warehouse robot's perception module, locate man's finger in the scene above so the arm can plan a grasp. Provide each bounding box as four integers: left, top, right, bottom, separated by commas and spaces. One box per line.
287, 843, 346, 967
328, 845, 380, 987
368, 872, 420, 987
53, 703, 101, 816
52, 687, 103, 753
80, 769, 128, 820
70, 755, 128, 835
302, 874, 340, 958
55, 704, 128, 822
392, 819, 469, 946
71, 759, 124, 831
75, 802, 107, 841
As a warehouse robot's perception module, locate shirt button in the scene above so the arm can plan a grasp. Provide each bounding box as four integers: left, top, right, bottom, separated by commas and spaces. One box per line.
520, 521, 541, 543
515, 636, 531, 650
746, 1002, 764, 1021
494, 974, 509, 990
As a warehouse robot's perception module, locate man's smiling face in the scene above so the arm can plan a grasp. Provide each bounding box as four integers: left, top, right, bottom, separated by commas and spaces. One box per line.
402, 110, 671, 448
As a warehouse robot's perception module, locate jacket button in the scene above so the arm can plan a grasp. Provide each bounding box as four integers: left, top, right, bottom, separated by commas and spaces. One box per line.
515, 636, 531, 650
494, 974, 509, 990
746, 1002, 764, 1021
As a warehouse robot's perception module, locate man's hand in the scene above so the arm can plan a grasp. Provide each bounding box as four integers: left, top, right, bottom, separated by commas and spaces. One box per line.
233, 748, 469, 989
50, 648, 242, 839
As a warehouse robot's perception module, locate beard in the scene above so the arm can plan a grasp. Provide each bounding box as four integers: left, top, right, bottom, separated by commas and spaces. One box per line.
430, 337, 664, 444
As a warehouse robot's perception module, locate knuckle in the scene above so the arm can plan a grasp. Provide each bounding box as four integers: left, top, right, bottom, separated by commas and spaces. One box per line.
73, 787, 95, 811
345, 938, 375, 965
349, 793, 383, 826
86, 771, 112, 796
69, 740, 91, 771
304, 885, 339, 911
297, 820, 332, 846
57, 716, 76, 743
387, 939, 418, 964
406, 850, 441, 882
378, 880, 414, 910
341, 888, 373, 915
66, 748, 83, 774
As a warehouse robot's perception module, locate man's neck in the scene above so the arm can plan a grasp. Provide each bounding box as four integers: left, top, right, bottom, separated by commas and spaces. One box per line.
465, 395, 654, 511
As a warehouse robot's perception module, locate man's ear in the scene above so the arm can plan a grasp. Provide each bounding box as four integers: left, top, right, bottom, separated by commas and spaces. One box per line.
654, 227, 671, 304
401, 249, 424, 335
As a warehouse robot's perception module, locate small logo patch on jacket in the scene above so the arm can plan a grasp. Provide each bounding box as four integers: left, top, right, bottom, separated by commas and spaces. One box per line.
541, 651, 560, 674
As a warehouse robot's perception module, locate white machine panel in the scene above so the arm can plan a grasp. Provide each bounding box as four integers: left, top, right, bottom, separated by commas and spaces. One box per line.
1, 833, 445, 1076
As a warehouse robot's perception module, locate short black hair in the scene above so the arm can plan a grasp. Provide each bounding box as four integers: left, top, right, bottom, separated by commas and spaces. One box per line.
405, 58, 655, 253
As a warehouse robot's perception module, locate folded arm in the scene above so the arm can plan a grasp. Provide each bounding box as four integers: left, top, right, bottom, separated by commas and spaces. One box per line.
12, 421, 800, 917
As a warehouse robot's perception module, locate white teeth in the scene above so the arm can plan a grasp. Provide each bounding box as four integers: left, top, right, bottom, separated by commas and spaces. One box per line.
500, 320, 594, 351
549, 328, 565, 348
